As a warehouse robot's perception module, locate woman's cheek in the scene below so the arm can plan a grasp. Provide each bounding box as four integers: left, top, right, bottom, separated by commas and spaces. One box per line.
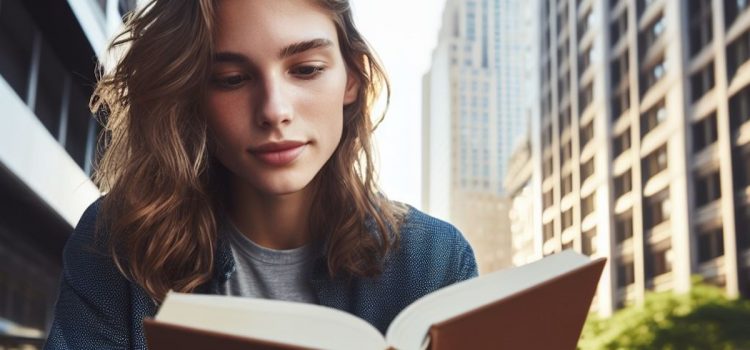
206, 93, 248, 140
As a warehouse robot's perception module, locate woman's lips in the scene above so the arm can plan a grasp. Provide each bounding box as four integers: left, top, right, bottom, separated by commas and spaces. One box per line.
249, 142, 308, 166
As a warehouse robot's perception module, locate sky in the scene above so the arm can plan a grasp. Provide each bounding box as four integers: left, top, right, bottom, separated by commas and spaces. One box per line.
349, 0, 447, 209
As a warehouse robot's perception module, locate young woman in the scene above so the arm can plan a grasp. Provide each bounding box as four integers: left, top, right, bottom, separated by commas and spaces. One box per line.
45, 0, 477, 348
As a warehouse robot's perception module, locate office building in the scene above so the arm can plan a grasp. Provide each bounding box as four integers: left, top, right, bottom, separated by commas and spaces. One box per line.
0, 0, 133, 346
423, 0, 530, 273
529, 0, 750, 316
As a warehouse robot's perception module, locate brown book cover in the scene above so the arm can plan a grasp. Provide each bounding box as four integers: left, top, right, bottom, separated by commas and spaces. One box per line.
143, 251, 606, 350
143, 319, 310, 350
427, 257, 606, 350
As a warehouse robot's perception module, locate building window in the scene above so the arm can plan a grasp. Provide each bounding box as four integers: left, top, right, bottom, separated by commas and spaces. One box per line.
95, 0, 108, 12
641, 56, 666, 95
611, 49, 629, 90
695, 170, 722, 208
0, 0, 35, 101
559, 70, 571, 103
726, 29, 750, 80
641, 100, 667, 137
615, 210, 634, 243
689, 0, 713, 56
561, 140, 573, 166
736, 204, 750, 249
735, 145, 750, 190
562, 207, 573, 230
611, 49, 630, 119
544, 221, 555, 241
543, 123, 553, 148
612, 84, 630, 120
581, 157, 595, 183
637, 0, 658, 17
0, 242, 60, 335
690, 62, 715, 102
579, 81, 594, 113
543, 155, 554, 179
66, 86, 94, 168
614, 169, 633, 199
613, 127, 632, 158
561, 240, 573, 251
34, 41, 71, 139
610, 8, 628, 47
641, 13, 665, 53
725, 0, 750, 29
119, 0, 139, 16
578, 8, 594, 41
557, 2, 569, 34
582, 193, 595, 218
560, 105, 572, 131
647, 244, 673, 278
562, 173, 573, 196
578, 6, 587, 37
611, 50, 629, 86
580, 121, 594, 149
560, 39, 570, 65
729, 84, 750, 129
543, 189, 554, 209
644, 189, 671, 229
543, 0, 551, 43
693, 112, 718, 153
579, 44, 594, 74
643, 144, 668, 181
617, 257, 636, 288
582, 229, 597, 256
697, 226, 724, 263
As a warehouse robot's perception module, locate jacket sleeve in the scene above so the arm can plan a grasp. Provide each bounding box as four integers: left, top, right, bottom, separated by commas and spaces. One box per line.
44, 199, 132, 350
449, 224, 479, 282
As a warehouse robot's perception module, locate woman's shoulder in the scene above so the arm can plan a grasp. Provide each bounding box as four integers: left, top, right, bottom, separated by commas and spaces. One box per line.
65, 197, 106, 250
389, 203, 476, 274
377, 202, 478, 290
61, 197, 123, 284
73, 196, 103, 232
396, 203, 469, 248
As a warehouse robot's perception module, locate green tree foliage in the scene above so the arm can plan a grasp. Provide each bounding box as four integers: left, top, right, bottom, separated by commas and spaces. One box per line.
578, 277, 750, 350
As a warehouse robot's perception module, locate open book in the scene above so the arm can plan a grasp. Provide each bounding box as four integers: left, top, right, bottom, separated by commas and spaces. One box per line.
144, 250, 606, 350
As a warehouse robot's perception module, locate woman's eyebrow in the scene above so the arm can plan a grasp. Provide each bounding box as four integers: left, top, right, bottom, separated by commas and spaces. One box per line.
213, 52, 248, 64
279, 38, 333, 59
212, 39, 334, 64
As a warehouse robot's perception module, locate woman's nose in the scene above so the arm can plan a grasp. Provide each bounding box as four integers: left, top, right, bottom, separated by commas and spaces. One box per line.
256, 76, 293, 128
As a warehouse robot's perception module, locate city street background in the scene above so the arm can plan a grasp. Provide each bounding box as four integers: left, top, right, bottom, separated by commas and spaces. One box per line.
2, 0, 750, 349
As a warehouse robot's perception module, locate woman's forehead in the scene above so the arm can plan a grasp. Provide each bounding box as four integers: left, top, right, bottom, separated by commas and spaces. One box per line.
212, 0, 340, 54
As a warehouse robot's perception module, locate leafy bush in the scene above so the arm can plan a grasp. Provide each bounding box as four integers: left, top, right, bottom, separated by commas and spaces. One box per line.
579, 277, 750, 350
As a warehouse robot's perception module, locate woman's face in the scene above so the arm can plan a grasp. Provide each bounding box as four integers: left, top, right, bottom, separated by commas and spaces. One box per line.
205, 0, 358, 196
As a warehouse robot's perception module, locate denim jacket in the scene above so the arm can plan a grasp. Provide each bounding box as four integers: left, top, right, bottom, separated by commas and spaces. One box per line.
44, 198, 478, 349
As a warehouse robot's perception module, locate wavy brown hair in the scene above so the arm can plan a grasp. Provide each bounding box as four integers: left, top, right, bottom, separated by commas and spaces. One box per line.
93, 0, 406, 302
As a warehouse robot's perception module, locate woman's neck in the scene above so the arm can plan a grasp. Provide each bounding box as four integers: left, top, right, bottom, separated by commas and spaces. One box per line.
228, 180, 315, 250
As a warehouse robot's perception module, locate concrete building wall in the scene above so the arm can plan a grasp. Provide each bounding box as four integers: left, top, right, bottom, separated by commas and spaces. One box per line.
0, 0, 135, 345
525, 0, 750, 317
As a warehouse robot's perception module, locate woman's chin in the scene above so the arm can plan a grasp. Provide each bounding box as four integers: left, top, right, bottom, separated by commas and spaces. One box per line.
249, 177, 316, 197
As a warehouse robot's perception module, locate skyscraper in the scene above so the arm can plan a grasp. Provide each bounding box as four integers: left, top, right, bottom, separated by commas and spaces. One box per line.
528, 0, 750, 317
423, 0, 528, 272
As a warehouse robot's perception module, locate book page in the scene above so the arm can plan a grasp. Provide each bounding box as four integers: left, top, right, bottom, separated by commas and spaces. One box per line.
385, 250, 591, 349
156, 293, 387, 350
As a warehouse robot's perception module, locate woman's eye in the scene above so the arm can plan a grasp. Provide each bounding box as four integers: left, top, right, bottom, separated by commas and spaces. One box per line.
211, 74, 249, 88
291, 65, 325, 78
